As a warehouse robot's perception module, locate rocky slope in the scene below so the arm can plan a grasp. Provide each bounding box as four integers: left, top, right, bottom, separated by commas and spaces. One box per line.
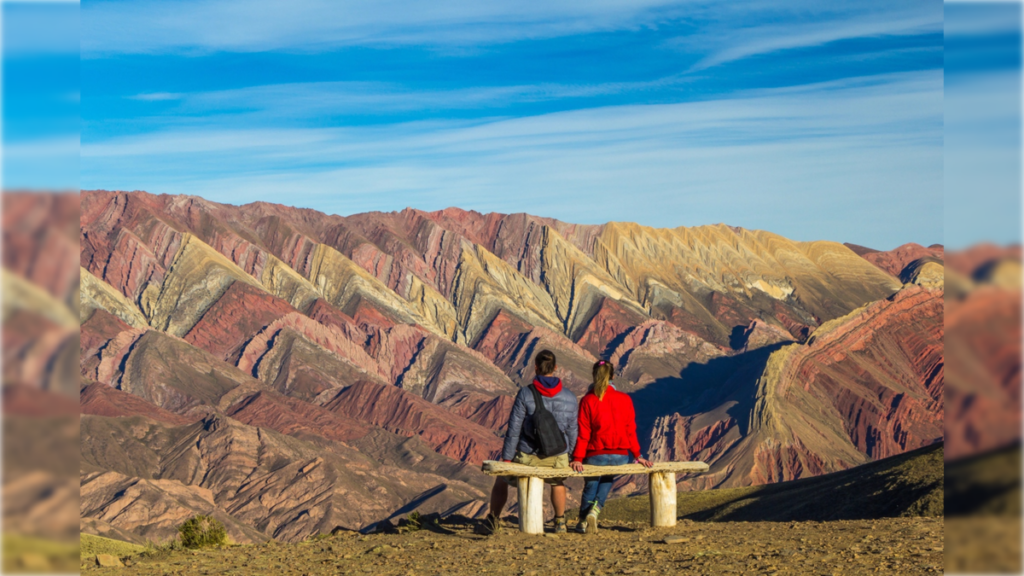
79, 190, 943, 544
942, 245, 1022, 461
3, 193, 82, 570
847, 242, 945, 291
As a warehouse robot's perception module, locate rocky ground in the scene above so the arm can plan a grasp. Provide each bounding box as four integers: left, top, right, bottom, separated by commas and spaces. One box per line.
82, 515, 943, 576
81, 441, 945, 575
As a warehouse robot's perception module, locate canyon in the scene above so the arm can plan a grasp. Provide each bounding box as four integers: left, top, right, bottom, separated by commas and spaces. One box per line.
77, 190, 945, 543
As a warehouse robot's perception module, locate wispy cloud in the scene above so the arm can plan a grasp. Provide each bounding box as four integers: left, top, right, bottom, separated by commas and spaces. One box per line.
129, 92, 184, 101
83, 71, 942, 248
82, 0, 939, 64
120, 77, 694, 125
677, 11, 941, 72
82, 0, 686, 55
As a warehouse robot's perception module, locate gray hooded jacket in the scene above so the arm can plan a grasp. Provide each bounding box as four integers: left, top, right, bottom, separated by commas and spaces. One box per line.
501, 381, 579, 461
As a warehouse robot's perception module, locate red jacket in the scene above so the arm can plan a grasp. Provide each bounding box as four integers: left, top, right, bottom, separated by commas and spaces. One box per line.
571, 385, 641, 462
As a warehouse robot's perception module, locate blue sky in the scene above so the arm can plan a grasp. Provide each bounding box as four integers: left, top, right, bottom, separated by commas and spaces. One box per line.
23, 1, 953, 247
945, 2, 1022, 249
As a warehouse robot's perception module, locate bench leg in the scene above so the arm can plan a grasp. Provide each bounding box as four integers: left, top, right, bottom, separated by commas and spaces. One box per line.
517, 476, 545, 534
648, 471, 677, 528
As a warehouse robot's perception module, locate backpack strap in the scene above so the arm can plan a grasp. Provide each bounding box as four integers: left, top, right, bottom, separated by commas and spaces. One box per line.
527, 383, 545, 414
522, 384, 545, 449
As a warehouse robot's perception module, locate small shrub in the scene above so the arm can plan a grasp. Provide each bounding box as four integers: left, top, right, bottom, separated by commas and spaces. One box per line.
177, 515, 227, 549
406, 511, 421, 531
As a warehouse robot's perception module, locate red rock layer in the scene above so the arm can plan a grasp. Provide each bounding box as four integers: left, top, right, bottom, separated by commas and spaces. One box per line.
945, 286, 1022, 459
574, 297, 648, 358
80, 382, 196, 426
3, 192, 80, 304
849, 242, 944, 278
5, 383, 80, 418
749, 438, 834, 485
472, 309, 596, 394
944, 243, 1022, 277
323, 381, 502, 464
2, 308, 76, 388
226, 390, 373, 443
183, 281, 297, 364
782, 286, 944, 460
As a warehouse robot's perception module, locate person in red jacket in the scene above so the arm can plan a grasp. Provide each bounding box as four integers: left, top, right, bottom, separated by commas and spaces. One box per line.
569, 360, 652, 534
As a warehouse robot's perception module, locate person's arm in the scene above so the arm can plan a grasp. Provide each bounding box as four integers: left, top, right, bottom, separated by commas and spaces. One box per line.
501, 389, 528, 462
626, 396, 652, 467
567, 395, 579, 457
571, 398, 591, 468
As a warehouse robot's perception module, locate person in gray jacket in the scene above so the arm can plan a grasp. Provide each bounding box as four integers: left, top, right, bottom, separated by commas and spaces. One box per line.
484, 349, 579, 534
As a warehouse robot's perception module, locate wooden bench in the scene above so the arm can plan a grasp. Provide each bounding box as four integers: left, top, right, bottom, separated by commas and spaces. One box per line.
481, 460, 709, 534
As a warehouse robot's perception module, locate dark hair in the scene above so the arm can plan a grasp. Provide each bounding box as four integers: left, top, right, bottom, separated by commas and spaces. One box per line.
535, 349, 557, 376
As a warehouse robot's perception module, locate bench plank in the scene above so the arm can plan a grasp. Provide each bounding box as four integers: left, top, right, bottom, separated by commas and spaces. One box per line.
481, 460, 708, 478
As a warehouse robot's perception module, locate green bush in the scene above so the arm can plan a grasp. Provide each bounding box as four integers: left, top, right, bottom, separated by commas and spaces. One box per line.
406, 511, 421, 531
177, 515, 227, 549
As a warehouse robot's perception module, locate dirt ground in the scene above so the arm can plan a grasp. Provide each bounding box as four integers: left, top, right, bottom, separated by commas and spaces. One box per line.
946, 516, 1024, 573
82, 516, 942, 576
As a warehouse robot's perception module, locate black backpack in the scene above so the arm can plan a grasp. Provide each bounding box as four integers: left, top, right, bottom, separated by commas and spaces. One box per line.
523, 384, 568, 458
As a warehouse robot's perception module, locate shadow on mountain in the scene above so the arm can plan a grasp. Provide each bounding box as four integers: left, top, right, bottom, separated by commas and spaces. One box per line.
629, 343, 789, 453
599, 442, 943, 523
729, 325, 748, 350
386, 484, 450, 520
945, 442, 1022, 517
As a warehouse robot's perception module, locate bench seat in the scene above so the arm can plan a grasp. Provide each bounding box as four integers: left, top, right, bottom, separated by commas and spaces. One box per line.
480, 459, 709, 533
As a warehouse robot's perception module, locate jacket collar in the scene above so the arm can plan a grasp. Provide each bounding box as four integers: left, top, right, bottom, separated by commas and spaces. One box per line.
532, 376, 562, 397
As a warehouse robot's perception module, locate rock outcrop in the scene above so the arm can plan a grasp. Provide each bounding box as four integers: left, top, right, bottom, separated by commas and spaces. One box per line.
645, 285, 943, 490
846, 242, 943, 277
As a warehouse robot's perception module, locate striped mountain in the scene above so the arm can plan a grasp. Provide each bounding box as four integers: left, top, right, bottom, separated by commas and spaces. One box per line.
78, 190, 942, 543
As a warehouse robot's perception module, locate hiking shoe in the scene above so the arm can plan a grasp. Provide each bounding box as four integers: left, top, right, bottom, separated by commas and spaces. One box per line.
483, 514, 502, 535
585, 504, 601, 535
574, 519, 587, 534
554, 516, 567, 534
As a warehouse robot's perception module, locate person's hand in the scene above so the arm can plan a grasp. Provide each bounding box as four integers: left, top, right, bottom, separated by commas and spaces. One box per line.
636, 457, 653, 468
570, 461, 585, 473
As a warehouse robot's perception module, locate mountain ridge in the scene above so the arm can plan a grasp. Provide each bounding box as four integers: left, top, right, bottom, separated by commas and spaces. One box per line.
79, 189, 943, 544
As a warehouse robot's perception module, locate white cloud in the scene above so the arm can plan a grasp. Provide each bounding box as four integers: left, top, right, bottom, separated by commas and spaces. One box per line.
82, 0, 686, 55
82, 71, 942, 247
129, 92, 184, 101
82, 0, 939, 62
119, 77, 692, 125
680, 12, 941, 72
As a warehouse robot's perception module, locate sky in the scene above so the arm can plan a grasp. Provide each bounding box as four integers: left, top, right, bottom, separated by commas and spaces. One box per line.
5, 1, 967, 248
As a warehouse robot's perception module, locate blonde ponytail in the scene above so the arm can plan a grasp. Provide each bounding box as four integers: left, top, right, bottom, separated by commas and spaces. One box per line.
592, 361, 614, 400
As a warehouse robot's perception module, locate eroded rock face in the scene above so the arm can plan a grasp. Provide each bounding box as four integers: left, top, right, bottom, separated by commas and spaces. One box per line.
80, 413, 491, 543
740, 319, 795, 352
78, 190, 944, 544
847, 242, 943, 277
324, 380, 502, 463
647, 286, 943, 491
944, 248, 1022, 461
848, 242, 945, 291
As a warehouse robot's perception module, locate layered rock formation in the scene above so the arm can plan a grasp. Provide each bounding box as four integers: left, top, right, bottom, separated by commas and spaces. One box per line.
646, 285, 943, 490
944, 246, 1022, 461
847, 242, 945, 290
3, 193, 81, 553
79, 190, 944, 544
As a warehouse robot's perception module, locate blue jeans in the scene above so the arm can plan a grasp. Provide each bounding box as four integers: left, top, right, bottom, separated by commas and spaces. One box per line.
580, 453, 631, 515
